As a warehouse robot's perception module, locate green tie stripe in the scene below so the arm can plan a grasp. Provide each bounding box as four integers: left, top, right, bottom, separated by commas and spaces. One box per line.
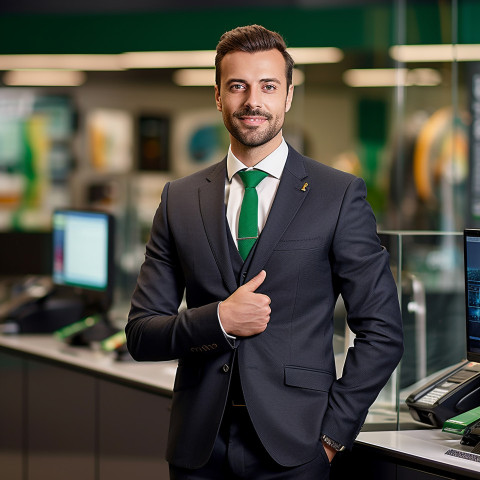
237, 170, 269, 261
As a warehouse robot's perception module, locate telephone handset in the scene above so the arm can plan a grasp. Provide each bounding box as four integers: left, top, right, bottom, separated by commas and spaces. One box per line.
0, 276, 85, 334
0, 276, 54, 321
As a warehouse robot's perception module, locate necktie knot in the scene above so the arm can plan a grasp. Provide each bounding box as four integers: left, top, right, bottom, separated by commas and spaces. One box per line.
238, 170, 269, 189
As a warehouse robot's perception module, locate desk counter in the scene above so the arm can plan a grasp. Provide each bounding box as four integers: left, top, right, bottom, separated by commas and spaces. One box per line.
0, 333, 176, 394
352, 428, 480, 479
1, 334, 480, 480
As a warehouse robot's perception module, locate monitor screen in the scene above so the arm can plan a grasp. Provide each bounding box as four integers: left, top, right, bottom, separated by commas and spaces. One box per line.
464, 229, 480, 363
52, 209, 114, 312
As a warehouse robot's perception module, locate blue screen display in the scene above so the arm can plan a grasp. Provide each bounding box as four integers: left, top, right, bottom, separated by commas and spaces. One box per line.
466, 234, 480, 356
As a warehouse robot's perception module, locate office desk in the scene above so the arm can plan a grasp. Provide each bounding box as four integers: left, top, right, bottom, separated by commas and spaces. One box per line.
2, 335, 480, 480
0, 334, 176, 480
331, 429, 480, 479
0, 333, 177, 393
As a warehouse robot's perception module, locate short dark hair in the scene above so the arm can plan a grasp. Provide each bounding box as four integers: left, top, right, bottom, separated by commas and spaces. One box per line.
215, 24, 294, 90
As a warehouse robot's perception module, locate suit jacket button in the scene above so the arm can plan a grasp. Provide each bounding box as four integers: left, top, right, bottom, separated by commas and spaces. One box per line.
222, 364, 230, 373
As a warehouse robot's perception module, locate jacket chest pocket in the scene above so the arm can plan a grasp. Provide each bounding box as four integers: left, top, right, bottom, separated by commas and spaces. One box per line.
274, 235, 329, 252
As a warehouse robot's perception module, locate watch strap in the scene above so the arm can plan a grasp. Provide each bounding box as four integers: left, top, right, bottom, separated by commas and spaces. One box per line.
321, 434, 345, 452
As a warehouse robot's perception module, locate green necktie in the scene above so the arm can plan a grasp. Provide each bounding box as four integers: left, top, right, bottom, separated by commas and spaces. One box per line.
237, 170, 269, 261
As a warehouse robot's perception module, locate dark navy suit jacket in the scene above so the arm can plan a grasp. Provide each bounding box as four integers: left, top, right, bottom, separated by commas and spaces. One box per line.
126, 145, 404, 469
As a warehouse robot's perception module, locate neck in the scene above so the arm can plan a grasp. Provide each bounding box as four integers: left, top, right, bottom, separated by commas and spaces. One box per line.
231, 133, 283, 168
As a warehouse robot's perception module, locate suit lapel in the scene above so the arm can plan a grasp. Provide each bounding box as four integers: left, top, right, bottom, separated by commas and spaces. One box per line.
199, 159, 238, 294
247, 148, 309, 281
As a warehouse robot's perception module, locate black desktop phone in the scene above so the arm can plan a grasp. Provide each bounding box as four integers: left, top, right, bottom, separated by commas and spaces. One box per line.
406, 229, 480, 427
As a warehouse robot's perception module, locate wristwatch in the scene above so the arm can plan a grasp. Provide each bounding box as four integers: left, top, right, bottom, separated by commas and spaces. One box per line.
321, 434, 345, 452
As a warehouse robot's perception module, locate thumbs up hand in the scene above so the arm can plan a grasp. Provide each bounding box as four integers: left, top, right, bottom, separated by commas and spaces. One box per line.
219, 270, 271, 337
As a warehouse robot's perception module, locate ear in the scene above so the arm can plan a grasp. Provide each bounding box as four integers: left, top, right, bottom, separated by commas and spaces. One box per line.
285, 84, 294, 113
215, 85, 222, 112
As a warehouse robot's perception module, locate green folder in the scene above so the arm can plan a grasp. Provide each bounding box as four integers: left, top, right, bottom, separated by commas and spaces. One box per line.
443, 406, 480, 435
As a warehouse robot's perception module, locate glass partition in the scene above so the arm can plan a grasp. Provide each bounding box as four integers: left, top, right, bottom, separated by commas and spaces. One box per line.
334, 231, 466, 432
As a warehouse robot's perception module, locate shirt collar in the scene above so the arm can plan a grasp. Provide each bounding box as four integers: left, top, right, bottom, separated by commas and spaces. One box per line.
226, 138, 288, 182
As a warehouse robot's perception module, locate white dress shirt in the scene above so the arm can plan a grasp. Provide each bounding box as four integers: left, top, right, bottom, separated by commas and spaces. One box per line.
225, 138, 288, 246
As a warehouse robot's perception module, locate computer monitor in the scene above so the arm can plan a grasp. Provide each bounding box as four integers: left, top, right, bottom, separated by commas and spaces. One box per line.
52, 209, 115, 316
464, 229, 480, 363
0, 231, 52, 277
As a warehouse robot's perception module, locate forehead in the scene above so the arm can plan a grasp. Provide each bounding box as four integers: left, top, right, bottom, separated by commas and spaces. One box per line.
219, 49, 287, 83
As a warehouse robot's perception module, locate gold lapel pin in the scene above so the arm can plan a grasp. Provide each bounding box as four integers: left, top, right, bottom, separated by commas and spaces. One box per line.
301, 182, 309, 192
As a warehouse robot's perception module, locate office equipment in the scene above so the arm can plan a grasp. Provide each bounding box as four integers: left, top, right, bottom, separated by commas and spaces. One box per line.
443, 405, 480, 436
0, 273, 85, 333
0, 209, 117, 336
0, 276, 54, 320
443, 405, 480, 453
0, 231, 52, 276
54, 314, 101, 341
461, 421, 480, 450
52, 209, 115, 316
405, 229, 480, 426
50, 209, 119, 343
465, 229, 480, 363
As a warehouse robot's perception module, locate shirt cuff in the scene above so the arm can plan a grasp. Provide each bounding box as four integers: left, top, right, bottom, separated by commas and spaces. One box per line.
217, 301, 236, 344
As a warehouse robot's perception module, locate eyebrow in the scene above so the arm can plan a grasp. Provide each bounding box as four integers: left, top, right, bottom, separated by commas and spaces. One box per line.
260, 78, 281, 84
226, 78, 246, 85
226, 77, 282, 85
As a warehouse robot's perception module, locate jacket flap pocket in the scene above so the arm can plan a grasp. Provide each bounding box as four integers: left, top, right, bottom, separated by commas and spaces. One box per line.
284, 365, 334, 392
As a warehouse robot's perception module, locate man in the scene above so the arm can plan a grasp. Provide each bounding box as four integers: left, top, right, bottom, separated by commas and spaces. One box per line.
127, 24, 404, 479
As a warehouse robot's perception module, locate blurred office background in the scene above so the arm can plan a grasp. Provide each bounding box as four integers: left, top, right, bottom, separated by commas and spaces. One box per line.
0, 0, 479, 394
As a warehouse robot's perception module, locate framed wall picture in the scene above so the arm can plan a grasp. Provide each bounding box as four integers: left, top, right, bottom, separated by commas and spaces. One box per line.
138, 115, 170, 172
172, 109, 229, 178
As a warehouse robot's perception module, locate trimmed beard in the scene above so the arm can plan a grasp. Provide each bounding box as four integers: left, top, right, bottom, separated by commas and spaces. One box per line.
223, 107, 283, 148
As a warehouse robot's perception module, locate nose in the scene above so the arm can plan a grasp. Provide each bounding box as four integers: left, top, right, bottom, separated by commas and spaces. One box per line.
244, 88, 262, 110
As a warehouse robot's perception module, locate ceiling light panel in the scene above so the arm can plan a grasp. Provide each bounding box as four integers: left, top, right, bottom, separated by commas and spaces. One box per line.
288, 47, 344, 64
120, 51, 216, 69
3, 70, 86, 86
343, 68, 441, 87
0, 54, 123, 71
390, 44, 480, 63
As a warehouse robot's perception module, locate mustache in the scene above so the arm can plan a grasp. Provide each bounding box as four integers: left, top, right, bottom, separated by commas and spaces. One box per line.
233, 108, 273, 120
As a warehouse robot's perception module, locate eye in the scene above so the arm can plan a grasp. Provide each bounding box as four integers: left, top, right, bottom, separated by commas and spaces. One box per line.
263, 84, 277, 92
230, 83, 246, 91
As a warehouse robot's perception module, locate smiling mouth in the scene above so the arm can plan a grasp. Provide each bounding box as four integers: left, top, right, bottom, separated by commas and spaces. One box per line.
234, 109, 272, 122
240, 116, 267, 124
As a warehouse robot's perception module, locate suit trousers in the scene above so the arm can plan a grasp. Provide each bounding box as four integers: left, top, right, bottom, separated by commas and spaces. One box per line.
169, 404, 331, 480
